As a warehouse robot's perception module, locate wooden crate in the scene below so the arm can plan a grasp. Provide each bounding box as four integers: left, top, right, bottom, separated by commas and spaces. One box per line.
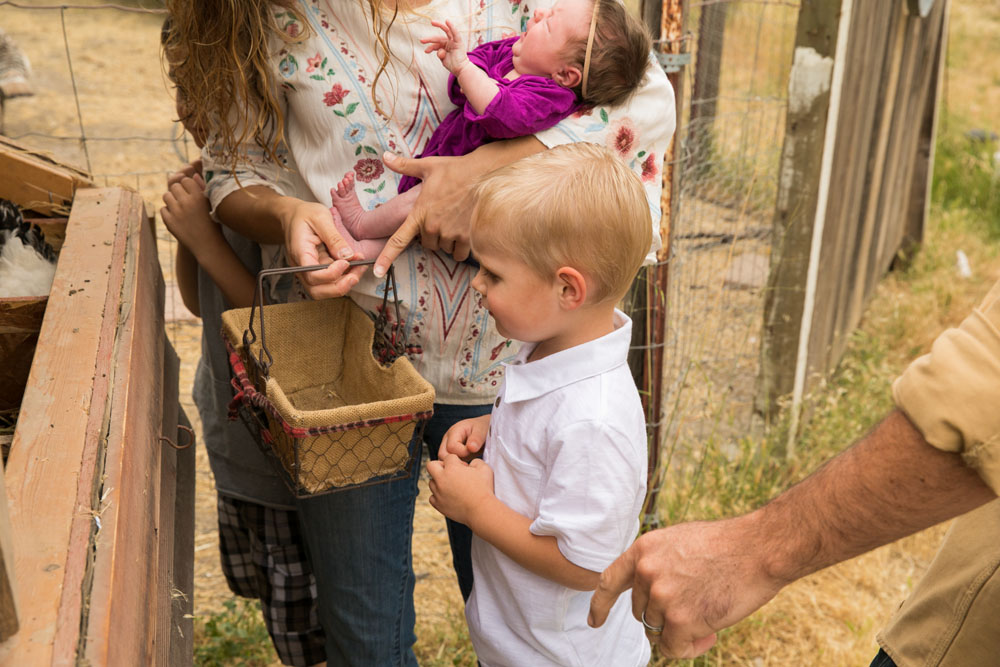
0, 188, 194, 664
0, 137, 92, 218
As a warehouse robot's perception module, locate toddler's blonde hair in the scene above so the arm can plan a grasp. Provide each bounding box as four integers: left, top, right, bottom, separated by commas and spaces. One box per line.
471, 142, 652, 304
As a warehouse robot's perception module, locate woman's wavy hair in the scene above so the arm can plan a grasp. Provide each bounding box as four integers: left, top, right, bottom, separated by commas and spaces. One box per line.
163, 0, 400, 171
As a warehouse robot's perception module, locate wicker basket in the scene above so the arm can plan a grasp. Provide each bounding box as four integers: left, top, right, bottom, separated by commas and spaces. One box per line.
221, 265, 435, 496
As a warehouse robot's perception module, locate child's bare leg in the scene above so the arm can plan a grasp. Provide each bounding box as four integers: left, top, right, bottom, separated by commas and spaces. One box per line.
330, 208, 389, 261
330, 173, 421, 240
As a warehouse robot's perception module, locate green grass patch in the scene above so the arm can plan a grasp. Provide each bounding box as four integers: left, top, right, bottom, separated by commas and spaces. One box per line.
931, 115, 1000, 237
194, 598, 277, 667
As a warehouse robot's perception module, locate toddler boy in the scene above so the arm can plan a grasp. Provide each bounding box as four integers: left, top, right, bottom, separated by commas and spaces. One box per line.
428, 142, 653, 665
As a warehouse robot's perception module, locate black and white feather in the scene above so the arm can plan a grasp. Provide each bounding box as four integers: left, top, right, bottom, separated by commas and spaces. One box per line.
0, 198, 58, 298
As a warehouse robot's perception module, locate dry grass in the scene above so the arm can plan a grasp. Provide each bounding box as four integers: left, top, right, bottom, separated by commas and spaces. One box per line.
2, 0, 998, 664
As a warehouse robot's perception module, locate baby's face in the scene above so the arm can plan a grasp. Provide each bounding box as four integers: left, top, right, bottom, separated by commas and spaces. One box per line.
511, 0, 593, 79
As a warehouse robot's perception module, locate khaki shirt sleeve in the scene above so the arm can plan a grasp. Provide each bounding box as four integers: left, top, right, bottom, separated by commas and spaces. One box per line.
892, 280, 1000, 494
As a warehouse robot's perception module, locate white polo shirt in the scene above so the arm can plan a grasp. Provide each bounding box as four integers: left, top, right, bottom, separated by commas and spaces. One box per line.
467, 310, 650, 667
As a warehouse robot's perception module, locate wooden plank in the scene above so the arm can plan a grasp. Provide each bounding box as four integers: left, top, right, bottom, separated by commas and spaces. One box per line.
171, 411, 196, 666
0, 188, 128, 665
82, 193, 165, 666
875, 2, 944, 275
154, 339, 179, 664
171, 419, 196, 665
0, 137, 92, 218
758, 0, 840, 411
0, 445, 17, 642
897, 0, 948, 263
813, 1, 899, 377
160, 340, 195, 665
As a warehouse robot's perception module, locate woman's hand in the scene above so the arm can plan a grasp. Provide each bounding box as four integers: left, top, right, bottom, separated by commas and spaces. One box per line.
279, 197, 368, 299
439, 414, 490, 461
374, 136, 545, 277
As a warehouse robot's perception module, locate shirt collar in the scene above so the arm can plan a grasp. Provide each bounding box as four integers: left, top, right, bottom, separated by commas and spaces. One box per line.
502, 309, 633, 403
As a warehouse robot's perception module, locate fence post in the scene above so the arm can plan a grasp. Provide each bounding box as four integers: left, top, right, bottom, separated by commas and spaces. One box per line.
632, 0, 686, 526
759, 0, 845, 455
688, 2, 727, 170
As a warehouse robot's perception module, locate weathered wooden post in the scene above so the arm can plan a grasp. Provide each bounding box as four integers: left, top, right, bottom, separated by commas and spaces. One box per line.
761, 0, 948, 455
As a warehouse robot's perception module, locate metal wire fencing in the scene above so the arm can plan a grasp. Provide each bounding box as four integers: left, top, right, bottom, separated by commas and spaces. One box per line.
651, 0, 800, 521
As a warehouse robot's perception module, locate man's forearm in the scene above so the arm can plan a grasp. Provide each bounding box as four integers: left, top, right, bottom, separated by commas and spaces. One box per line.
757, 409, 995, 585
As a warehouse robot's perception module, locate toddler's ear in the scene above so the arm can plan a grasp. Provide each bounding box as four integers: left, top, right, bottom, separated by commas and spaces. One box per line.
553, 65, 582, 89
555, 266, 587, 310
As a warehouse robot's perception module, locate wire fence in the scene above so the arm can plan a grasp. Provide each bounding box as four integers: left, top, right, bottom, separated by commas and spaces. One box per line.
2, 0, 803, 524
653, 0, 799, 521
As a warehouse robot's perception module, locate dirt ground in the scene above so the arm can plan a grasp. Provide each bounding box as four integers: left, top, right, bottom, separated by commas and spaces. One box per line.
1, 1, 995, 665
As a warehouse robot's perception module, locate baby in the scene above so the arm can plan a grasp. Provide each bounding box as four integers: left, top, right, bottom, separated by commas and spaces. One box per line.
428, 142, 654, 665
329, 0, 652, 258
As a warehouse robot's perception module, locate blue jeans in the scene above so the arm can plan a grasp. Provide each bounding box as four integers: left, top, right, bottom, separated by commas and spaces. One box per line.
424, 402, 493, 602
296, 402, 491, 665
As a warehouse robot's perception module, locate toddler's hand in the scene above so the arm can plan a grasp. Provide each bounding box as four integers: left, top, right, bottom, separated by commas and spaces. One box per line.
427, 454, 494, 525
439, 414, 490, 461
421, 20, 470, 75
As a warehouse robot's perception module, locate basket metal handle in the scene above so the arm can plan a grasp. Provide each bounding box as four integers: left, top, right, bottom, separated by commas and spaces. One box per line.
244, 260, 404, 378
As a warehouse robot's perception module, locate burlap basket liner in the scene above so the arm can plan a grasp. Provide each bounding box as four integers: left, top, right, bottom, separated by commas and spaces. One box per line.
222, 297, 435, 494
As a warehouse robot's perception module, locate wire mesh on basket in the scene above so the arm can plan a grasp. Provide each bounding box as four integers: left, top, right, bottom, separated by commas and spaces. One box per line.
223, 262, 435, 498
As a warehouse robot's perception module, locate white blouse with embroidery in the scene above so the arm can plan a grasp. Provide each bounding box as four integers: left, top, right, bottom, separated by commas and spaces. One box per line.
204, 0, 676, 405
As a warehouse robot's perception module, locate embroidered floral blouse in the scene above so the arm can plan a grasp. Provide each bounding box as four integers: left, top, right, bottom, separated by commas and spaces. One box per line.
203, 0, 676, 405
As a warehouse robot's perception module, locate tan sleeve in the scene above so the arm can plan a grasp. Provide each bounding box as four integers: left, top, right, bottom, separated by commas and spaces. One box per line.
892, 280, 1000, 494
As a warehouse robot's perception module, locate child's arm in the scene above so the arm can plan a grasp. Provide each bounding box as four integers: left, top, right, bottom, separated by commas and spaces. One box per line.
438, 414, 490, 461
427, 454, 600, 591
174, 243, 201, 317
421, 20, 499, 115
161, 172, 256, 308
164, 166, 202, 316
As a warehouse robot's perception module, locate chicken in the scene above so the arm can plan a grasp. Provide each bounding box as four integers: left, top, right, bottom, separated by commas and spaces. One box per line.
0, 199, 57, 298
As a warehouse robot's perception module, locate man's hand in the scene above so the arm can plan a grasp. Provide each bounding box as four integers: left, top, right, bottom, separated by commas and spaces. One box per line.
587, 517, 783, 659
438, 414, 490, 461
427, 454, 495, 526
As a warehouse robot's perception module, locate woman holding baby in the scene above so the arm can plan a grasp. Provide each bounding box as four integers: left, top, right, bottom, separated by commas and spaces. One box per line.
165, 0, 673, 662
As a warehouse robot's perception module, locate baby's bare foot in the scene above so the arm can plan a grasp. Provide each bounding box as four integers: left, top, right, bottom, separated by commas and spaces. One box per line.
329, 172, 368, 237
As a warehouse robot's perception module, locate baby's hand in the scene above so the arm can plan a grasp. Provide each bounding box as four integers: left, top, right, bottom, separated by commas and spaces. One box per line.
439, 414, 490, 461
427, 454, 494, 525
421, 20, 470, 75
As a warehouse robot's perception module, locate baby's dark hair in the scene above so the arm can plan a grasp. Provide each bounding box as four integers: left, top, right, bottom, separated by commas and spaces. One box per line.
566, 0, 652, 107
